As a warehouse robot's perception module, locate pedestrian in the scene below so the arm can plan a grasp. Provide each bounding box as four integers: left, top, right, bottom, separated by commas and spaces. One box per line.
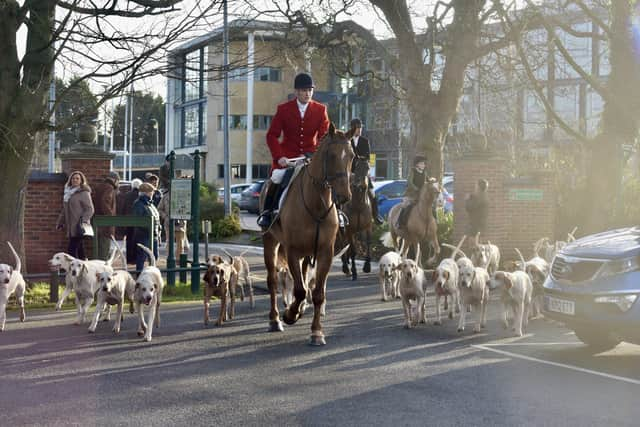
56, 171, 95, 259
347, 118, 383, 225
257, 72, 330, 228
157, 190, 189, 256
91, 171, 120, 260
132, 182, 161, 273
396, 154, 428, 230
465, 178, 490, 236
158, 155, 171, 191
124, 178, 143, 264
145, 173, 162, 207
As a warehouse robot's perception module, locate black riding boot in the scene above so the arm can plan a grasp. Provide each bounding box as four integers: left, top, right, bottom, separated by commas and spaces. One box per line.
368, 187, 384, 225
257, 183, 279, 228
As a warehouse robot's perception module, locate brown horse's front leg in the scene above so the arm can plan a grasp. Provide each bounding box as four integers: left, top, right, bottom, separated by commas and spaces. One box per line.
310, 249, 331, 346
263, 236, 283, 332
283, 251, 306, 325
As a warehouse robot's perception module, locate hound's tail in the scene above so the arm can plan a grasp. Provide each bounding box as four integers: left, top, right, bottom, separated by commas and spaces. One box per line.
110, 235, 127, 269
568, 226, 578, 242
474, 232, 481, 247
442, 243, 467, 260
514, 248, 526, 271
7, 242, 21, 273
533, 237, 547, 257
449, 235, 467, 260
136, 243, 156, 268
105, 243, 118, 267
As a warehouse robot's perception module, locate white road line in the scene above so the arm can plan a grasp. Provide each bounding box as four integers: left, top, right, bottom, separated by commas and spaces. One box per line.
472, 344, 640, 386
482, 342, 583, 346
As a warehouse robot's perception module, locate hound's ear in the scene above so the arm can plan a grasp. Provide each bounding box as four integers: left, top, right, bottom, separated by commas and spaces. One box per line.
504, 274, 513, 289
96, 273, 101, 281
432, 270, 438, 281
64, 254, 74, 262
8, 266, 12, 275
135, 282, 140, 290
443, 270, 449, 280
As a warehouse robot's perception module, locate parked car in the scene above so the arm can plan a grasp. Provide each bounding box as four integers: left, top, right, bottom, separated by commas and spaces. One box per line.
218, 183, 252, 203
238, 180, 265, 214
543, 226, 640, 351
373, 179, 406, 219
373, 175, 454, 219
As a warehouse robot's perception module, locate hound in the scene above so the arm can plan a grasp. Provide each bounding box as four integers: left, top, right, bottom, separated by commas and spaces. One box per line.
490, 270, 532, 337
378, 251, 402, 302
203, 254, 238, 326
395, 258, 427, 328
0, 242, 26, 331
433, 236, 466, 325
221, 248, 255, 309
515, 248, 549, 319
134, 244, 164, 341
469, 232, 500, 275
455, 254, 490, 333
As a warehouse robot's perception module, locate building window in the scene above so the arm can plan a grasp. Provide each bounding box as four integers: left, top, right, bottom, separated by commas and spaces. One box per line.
523, 90, 547, 141
554, 22, 591, 80
375, 153, 389, 179
185, 49, 202, 102
217, 164, 271, 179
228, 66, 281, 82
217, 115, 273, 130
553, 84, 579, 140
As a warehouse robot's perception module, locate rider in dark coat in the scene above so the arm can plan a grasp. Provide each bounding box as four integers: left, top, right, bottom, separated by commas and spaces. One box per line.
348, 118, 383, 225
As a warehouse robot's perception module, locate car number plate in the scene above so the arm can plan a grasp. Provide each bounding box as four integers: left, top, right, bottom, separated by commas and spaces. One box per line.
545, 296, 575, 316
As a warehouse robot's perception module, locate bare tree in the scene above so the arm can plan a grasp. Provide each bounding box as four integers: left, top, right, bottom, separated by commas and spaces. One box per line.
494, 0, 640, 233
243, 0, 522, 180
0, 0, 221, 260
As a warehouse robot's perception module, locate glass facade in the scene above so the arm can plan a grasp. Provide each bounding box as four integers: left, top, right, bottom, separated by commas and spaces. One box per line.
173, 45, 208, 148
228, 66, 281, 82
217, 115, 273, 130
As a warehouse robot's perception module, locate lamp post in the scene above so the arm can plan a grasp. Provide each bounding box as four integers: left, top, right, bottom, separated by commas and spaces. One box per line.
148, 118, 159, 153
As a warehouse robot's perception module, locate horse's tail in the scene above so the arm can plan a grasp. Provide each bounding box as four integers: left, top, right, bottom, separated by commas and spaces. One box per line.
381, 232, 395, 249
334, 244, 350, 260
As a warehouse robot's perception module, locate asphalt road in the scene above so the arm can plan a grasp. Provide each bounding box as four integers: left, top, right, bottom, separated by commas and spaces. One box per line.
2, 243, 640, 427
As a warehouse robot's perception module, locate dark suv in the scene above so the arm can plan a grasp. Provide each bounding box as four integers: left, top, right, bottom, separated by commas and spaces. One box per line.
238, 181, 265, 214
543, 226, 640, 351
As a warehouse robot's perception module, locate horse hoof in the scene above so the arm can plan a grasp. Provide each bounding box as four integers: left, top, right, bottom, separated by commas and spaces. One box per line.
342, 265, 350, 275
282, 310, 299, 325
363, 262, 371, 273
309, 335, 326, 346
268, 320, 284, 332
351, 274, 357, 281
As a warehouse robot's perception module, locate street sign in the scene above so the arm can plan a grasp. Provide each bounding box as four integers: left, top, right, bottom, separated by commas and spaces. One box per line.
509, 188, 544, 201
170, 178, 192, 219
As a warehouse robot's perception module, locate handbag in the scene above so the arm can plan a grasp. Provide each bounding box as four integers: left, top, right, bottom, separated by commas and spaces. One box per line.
79, 222, 94, 238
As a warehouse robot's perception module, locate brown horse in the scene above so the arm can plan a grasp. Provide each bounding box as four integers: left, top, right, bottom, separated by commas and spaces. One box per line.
387, 179, 441, 266
261, 124, 354, 345
338, 158, 373, 281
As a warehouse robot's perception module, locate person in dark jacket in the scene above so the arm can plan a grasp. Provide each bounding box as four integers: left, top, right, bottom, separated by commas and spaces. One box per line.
347, 118, 383, 225
465, 179, 489, 236
132, 182, 161, 273
92, 171, 119, 260
396, 155, 427, 230
145, 174, 163, 207
124, 178, 143, 264
56, 171, 95, 259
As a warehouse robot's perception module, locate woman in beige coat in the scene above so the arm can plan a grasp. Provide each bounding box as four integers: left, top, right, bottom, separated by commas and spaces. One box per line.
57, 171, 95, 259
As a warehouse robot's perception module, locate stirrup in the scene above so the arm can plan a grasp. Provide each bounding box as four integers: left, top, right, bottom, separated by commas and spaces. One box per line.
337, 210, 349, 229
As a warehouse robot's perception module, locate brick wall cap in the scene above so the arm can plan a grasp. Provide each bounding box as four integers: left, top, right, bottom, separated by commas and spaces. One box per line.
28, 171, 67, 183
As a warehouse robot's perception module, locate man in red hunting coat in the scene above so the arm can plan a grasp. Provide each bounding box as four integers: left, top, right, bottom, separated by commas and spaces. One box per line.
257, 72, 330, 228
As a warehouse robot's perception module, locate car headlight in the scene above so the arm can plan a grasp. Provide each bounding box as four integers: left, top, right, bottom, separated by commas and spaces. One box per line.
597, 256, 640, 279
594, 294, 638, 312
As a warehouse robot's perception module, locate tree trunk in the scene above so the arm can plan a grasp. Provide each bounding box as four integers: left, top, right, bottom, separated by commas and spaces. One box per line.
583, 0, 640, 233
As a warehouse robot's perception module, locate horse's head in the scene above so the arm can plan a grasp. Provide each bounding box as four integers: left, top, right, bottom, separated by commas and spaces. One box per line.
309, 123, 354, 204
420, 178, 441, 204
351, 158, 370, 191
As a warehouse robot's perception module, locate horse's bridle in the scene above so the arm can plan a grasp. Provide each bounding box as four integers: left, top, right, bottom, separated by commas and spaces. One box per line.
306, 137, 351, 189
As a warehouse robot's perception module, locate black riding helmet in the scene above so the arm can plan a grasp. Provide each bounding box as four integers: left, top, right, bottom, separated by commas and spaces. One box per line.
294, 73, 315, 89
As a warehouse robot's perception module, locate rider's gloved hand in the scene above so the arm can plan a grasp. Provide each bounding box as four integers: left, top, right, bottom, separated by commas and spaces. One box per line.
277, 157, 289, 168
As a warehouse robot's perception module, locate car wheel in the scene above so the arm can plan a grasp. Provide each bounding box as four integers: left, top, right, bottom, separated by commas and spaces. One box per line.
573, 327, 621, 353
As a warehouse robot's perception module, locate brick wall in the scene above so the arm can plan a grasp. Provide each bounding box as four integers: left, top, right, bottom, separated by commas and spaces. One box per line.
24, 149, 113, 273
451, 155, 556, 264
24, 172, 68, 273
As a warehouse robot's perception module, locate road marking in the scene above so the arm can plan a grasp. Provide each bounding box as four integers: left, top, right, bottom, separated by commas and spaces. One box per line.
472, 344, 640, 386
482, 342, 583, 346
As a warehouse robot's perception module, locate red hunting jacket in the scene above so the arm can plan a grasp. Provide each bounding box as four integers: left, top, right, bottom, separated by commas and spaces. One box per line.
266, 98, 330, 170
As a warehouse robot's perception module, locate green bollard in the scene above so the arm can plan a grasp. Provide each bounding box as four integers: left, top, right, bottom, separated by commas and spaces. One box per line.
179, 253, 188, 284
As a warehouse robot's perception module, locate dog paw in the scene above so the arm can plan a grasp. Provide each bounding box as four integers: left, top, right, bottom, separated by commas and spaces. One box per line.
448, 312, 454, 320
137, 330, 144, 337
88, 328, 95, 333
404, 323, 412, 329
473, 326, 481, 333
143, 335, 152, 342
112, 328, 120, 334
433, 320, 442, 326
457, 327, 464, 332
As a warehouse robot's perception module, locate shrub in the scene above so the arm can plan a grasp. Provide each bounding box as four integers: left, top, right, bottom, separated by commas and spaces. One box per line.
199, 183, 242, 239
211, 213, 242, 238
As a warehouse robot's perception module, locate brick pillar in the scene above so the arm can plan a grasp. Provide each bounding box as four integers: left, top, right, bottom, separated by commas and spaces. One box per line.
451, 155, 508, 253
451, 154, 556, 265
